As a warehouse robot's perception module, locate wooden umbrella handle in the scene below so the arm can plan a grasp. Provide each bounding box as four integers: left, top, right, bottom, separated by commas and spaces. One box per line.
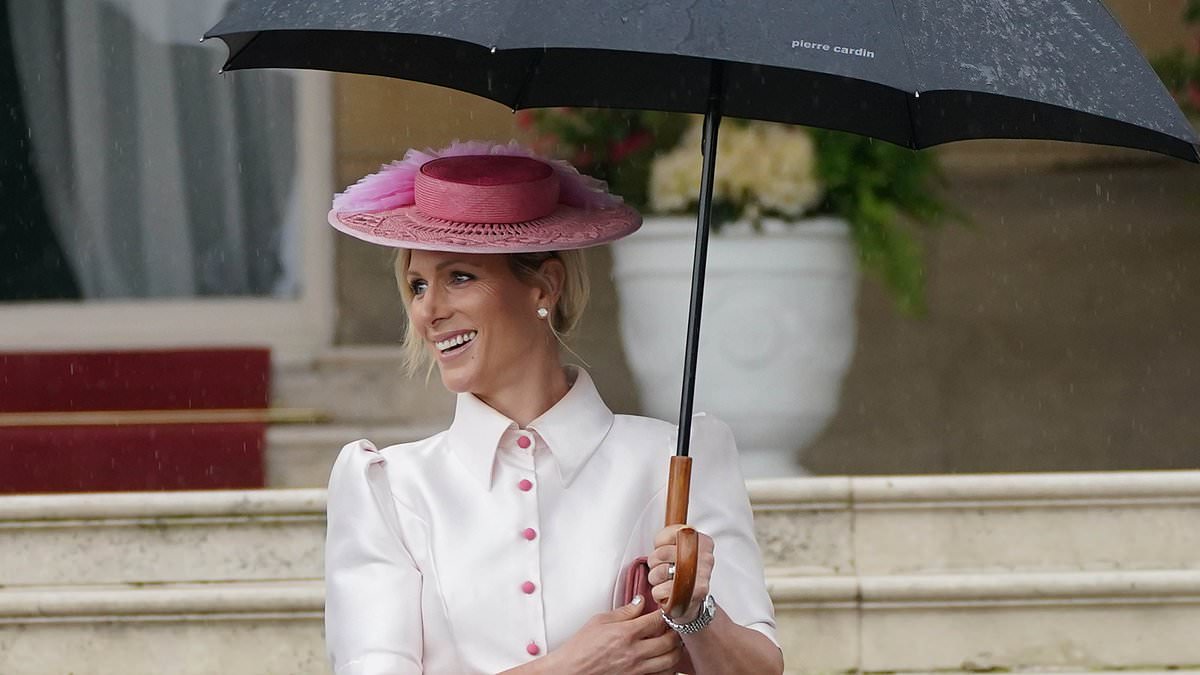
664, 456, 699, 619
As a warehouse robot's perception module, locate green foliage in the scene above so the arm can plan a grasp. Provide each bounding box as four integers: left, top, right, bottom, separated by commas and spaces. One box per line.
1151, 1, 1200, 116
520, 109, 959, 316
810, 129, 960, 316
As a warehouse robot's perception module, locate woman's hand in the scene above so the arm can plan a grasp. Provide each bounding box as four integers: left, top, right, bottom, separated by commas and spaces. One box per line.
648, 524, 716, 623
540, 596, 683, 675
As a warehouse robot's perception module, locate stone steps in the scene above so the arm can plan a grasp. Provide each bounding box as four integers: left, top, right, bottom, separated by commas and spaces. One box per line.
0, 581, 324, 619
753, 471, 1200, 672
272, 346, 453, 425
265, 423, 444, 488
0, 489, 326, 587
267, 346, 451, 489
0, 582, 325, 675
2, 471, 1198, 674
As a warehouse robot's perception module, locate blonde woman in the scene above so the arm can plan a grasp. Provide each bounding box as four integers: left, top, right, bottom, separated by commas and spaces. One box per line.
323, 141, 782, 675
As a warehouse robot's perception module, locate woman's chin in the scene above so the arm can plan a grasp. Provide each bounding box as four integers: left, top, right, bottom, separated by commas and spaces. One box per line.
436, 362, 477, 394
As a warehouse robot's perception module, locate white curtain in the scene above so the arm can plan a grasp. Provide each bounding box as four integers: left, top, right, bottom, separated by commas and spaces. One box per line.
8, 0, 298, 299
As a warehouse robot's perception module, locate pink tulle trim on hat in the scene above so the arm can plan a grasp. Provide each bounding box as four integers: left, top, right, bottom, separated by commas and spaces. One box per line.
332, 140, 623, 214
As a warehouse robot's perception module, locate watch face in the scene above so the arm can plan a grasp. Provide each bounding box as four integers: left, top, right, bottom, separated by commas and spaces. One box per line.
702, 595, 715, 620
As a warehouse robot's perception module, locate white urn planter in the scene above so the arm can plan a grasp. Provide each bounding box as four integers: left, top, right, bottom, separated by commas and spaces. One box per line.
610, 216, 859, 477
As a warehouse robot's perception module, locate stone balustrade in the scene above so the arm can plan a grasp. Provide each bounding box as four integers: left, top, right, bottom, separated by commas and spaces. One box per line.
2, 471, 1198, 674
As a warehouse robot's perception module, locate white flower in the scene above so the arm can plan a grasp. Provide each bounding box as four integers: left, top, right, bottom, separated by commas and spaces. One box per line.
648, 119, 824, 222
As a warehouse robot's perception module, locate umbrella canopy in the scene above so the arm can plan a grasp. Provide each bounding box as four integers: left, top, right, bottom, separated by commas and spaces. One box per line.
208, 0, 1199, 161
206, 0, 1200, 619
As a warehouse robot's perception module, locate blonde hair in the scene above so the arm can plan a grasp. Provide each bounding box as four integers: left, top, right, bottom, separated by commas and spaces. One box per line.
394, 249, 590, 376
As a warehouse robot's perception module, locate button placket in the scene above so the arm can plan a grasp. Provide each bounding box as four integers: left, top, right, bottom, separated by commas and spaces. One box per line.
517, 432, 548, 658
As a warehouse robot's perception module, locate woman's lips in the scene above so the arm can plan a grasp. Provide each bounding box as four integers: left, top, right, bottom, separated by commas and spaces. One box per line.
436, 333, 477, 363
433, 330, 476, 351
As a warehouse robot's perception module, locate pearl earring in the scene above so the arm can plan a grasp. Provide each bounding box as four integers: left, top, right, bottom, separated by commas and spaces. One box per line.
536, 307, 549, 319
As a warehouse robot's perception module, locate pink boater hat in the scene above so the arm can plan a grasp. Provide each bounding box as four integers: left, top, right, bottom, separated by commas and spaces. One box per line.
328, 140, 642, 253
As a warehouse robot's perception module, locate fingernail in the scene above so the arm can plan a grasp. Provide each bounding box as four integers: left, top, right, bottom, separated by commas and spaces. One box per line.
632, 595, 643, 606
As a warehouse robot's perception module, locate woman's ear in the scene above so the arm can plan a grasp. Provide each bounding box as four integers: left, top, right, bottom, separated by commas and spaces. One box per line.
535, 257, 566, 310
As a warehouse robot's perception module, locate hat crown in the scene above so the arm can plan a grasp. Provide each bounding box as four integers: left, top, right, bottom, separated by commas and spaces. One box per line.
421, 155, 551, 185
414, 155, 560, 224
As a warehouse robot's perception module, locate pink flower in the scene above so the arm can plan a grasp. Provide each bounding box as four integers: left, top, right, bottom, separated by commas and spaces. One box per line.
515, 111, 537, 130
609, 130, 654, 164
1187, 82, 1200, 112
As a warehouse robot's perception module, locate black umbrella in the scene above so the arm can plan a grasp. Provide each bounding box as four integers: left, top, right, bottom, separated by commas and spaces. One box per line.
206, 0, 1200, 617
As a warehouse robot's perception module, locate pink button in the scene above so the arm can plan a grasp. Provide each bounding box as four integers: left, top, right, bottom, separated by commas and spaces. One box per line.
518, 479, 533, 492
526, 642, 540, 656
517, 435, 532, 449
521, 581, 536, 594
522, 527, 537, 541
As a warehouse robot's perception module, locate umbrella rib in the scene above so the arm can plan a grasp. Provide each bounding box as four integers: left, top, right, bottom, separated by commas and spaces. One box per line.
886, 0, 922, 149
511, 49, 546, 111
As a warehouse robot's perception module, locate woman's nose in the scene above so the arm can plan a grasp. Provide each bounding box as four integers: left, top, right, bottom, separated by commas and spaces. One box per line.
415, 285, 449, 325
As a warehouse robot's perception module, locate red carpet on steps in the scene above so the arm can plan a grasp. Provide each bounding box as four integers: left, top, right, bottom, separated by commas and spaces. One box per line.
0, 349, 269, 493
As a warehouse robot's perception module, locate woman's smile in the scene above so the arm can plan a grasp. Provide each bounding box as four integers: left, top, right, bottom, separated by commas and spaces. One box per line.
433, 330, 478, 361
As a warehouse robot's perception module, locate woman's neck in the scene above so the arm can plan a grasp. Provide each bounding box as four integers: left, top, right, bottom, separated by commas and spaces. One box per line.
476, 357, 571, 428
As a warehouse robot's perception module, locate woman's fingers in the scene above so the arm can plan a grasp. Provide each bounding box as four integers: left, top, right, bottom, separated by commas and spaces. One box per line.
630, 606, 668, 637
648, 528, 717, 621
651, 578, 672, 606
648, 560, 674, 586
626, 608, 683, 674
648, 531, 714, 572
649, 553, 715, 601
642, 626, 682, 655
653, 523, 689, 547
653, 525, 716, 551
647, 543, 676, 569
640, 652, 684, 675
637, 639, 684, 675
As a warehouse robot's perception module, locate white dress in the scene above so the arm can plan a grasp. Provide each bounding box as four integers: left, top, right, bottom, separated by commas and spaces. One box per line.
324, 367, 779, 674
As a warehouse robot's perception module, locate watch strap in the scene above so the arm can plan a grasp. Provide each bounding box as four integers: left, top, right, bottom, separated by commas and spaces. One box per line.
662, 594, 716, 634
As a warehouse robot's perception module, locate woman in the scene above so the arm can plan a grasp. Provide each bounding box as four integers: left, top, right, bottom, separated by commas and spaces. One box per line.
324, 141, 783, 675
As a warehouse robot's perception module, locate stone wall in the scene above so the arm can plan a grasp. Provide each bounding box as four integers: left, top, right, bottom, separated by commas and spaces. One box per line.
805, 162, 1200, 474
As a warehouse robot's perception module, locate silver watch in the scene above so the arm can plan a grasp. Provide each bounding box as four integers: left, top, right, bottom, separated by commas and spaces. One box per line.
661, 594, 716, 634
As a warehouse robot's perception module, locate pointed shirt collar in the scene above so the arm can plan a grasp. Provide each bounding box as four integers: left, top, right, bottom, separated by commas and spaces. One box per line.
446, 367, 615, 490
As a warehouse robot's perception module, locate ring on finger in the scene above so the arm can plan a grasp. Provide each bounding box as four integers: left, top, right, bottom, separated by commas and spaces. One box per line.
667, 564, 675, 578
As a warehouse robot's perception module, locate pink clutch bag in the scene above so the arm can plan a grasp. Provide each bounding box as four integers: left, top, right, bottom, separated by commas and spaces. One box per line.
621, 556, 695, 673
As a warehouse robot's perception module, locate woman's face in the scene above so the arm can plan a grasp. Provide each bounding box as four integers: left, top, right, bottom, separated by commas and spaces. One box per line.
405, 250, 553, 395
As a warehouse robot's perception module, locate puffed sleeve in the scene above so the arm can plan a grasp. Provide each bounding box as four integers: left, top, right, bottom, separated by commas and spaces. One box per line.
325, 440, 424, 675
688, 415, 781, 649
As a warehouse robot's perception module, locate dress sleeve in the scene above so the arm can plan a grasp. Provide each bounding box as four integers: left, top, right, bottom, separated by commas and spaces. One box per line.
325, 440, 424, 675
688, 415, 781, 649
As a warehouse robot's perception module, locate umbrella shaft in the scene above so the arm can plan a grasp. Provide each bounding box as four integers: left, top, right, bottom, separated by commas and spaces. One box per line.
675, 62, 724, 458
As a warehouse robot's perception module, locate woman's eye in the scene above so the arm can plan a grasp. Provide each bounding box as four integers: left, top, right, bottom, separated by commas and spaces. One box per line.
409, 279, 427, 295
450, 272, 474, 284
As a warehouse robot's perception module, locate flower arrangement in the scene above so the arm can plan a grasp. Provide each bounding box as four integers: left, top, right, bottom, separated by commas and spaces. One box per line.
649, 118, 824, 223
518, 108, 955, 315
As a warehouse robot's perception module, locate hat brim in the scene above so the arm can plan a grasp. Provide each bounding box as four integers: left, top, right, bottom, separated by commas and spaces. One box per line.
328, 203, 643, 254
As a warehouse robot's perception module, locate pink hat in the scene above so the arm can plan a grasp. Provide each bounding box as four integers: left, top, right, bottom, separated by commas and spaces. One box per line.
328, 141, 642, 253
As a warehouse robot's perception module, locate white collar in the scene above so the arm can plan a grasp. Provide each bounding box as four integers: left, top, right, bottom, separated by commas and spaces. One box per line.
446, 366, 615, 491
